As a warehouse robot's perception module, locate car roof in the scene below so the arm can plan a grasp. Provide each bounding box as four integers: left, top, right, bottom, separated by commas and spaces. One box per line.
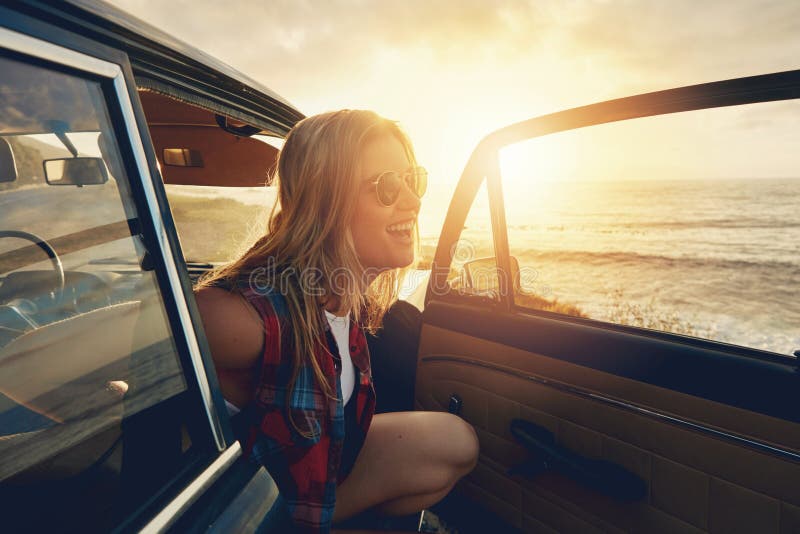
16, 0, 305, 136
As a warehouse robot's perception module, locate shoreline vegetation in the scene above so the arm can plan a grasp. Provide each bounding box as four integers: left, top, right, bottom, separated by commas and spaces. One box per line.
415, 257, 586, 318
414, 256, 712, 339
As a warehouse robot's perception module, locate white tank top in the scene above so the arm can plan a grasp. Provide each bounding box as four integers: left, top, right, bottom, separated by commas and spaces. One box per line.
324, 310, 356, 406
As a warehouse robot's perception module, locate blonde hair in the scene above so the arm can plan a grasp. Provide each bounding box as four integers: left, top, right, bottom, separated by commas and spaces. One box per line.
198, 110, 418, 428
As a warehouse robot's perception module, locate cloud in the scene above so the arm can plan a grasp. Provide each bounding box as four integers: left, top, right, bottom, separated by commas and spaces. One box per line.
109, 0, 800, 106
110, 1, 555, 95
565, 0, 800, 87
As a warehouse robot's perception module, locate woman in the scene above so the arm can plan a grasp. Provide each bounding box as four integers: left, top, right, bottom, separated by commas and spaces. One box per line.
194, 110, 479, 533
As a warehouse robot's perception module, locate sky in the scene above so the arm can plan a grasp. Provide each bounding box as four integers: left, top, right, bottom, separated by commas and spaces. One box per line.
108, 0, 800, 229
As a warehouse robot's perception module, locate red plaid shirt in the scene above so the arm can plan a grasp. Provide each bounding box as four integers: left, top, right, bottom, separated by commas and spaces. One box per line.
238, 285, 375, 533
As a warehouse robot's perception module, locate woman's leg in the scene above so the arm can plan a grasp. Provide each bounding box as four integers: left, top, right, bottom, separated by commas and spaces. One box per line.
332, 411, 479, 523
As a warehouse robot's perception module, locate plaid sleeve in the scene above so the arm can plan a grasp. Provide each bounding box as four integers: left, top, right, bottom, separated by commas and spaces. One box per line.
248, 410, 335, 533
241, 289, 337, 533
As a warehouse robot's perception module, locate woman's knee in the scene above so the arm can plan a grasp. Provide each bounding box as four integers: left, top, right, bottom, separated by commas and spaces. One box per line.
426, 412, 478, 476
447, 414, 479, 473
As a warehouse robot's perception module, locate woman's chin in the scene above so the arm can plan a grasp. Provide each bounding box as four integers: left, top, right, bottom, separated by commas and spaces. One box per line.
389, 248, 416, 270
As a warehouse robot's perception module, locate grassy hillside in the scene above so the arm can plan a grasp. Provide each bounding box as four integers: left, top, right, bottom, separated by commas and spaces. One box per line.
167, 193, 267, 263
1, 137, 45, 190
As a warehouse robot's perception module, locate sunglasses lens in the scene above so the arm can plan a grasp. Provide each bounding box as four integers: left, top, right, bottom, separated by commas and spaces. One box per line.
375, 167, 428, 206
376, 171, 402, 206
411, 167, 427, 197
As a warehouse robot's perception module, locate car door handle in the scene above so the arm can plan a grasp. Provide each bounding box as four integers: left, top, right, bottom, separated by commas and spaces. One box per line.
509, 418, 646, 502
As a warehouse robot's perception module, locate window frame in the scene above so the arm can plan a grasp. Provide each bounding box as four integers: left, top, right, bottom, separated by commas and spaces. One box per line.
429, 70, 800, 366
0, 11, 237, 530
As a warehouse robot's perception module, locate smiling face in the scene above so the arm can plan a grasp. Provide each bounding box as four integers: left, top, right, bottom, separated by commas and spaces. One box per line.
350, 132, 421, 272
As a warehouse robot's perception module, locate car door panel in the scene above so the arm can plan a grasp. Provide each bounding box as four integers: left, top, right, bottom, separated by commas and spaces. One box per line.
419, 303, 800, 448
416, 315, 800, 532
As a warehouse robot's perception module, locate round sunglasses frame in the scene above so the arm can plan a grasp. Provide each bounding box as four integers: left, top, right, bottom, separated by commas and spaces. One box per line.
367, 166, 428, 207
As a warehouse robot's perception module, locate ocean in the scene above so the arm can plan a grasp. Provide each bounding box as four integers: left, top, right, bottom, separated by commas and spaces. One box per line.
419, 178, 800, 357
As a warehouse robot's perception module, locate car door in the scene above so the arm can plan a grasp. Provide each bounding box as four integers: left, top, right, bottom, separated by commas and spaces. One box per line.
0, 6, 284, 532
416, 71, 800, 533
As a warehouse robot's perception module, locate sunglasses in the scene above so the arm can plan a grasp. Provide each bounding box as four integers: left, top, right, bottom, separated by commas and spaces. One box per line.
367, 166, 428, 207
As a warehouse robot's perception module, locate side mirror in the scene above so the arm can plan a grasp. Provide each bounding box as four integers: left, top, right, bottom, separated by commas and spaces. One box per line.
44, 157, 108, 186
0, 138, 18, 183
462, 256, 521, 295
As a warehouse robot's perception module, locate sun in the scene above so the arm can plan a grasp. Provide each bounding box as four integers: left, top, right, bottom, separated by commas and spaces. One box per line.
498, 135, 575, 199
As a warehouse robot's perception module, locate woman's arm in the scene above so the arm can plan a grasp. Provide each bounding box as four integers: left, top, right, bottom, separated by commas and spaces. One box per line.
197, 287, 339, 533
194, 286, 264, 406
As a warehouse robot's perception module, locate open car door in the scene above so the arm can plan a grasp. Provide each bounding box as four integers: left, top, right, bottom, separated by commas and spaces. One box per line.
416, 70, 800, 533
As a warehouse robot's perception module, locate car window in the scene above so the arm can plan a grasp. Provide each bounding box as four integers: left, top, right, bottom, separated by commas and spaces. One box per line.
445, 181, 500, 297
0, 51, 212, 531
498, 100, 800, 356
165, 183, 276, 264
136, 91, 283, 266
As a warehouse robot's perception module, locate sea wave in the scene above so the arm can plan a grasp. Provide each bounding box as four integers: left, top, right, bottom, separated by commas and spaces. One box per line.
515, 249, 800, 275
507, 218, 800, 232
606, 218, 800, 230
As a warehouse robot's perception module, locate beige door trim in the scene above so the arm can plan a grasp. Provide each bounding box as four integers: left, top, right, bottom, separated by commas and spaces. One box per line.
422, 355, 800, 464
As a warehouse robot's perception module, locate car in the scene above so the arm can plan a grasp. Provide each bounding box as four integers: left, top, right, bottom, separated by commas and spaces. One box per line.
0, 1, 798, 533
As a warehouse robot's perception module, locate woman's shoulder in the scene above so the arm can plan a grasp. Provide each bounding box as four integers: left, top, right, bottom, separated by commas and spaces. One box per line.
194, 284, 248, 311
194, 286, 265, 370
